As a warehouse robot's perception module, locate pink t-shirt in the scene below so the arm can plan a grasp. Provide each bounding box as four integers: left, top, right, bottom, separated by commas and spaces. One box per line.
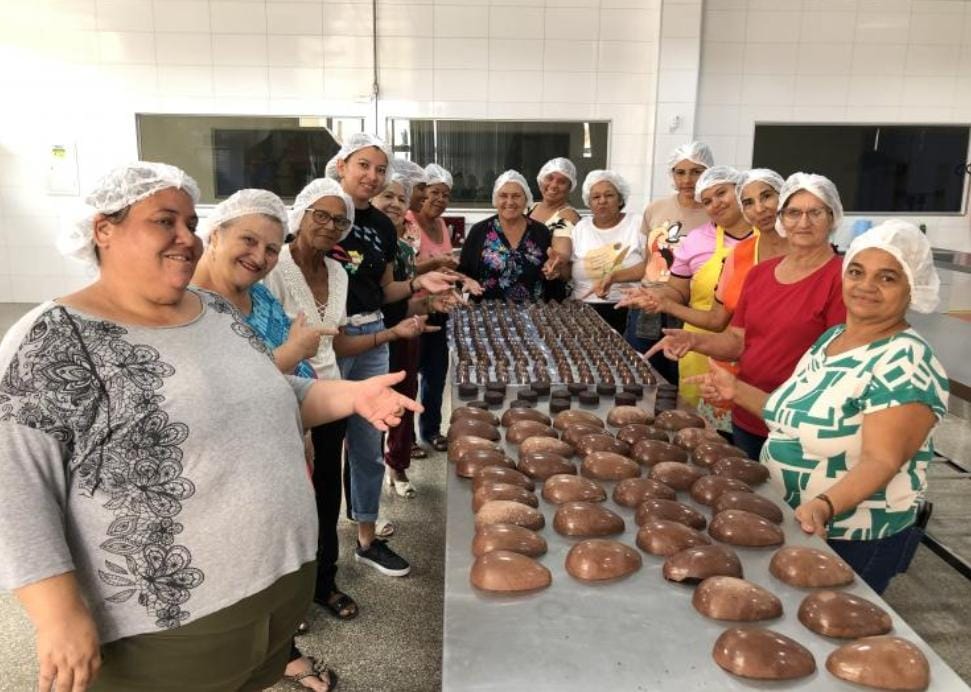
416, 216, 453, 261
669, 222, 752, 279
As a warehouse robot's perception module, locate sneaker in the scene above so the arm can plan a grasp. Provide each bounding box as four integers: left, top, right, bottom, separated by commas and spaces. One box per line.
355, 539, 411, 577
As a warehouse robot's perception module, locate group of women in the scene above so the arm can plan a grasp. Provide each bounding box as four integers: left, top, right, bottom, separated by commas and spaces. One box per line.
0, 132, 951, 691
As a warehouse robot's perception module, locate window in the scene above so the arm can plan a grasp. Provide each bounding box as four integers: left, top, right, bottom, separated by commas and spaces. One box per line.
388, 119, 610, 209
136, 114, 365, 204
752, 124, 970, 213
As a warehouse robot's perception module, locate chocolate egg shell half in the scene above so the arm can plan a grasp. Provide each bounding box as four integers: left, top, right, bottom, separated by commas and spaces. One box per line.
693, 576, 782, 621
710, 457, 769, 486
649, 461, 705, 491
455, 449, 516, 478
636, 519, 711, 556
769, 546, 854, 588
552, 409, 605, 431
691, 441, 747, 469
616, 424, 669, 445
518, 452, 576, 480
826, 636, 929, 691
565, 539, 642, 582
473, 465, 535, 492
635, 498, 707, 530
581, 451, 640, 481
542, 474, 606, 504
472, 482, 539, 511
672, 426, 725, 451
561, 423, 603, 448
448, 435, 499, 463
631, 439, 688, 466
713, 627, 815, 680
576, 433, 630, 458
472, 524, 547, 558
709, 509, 785, 547
606, 405, 653, 427
711, 490, 783, 524
448, 418, 500, 443
519, 436, 574, 459
654, 409, 706, 431
500, 407, 551, 427
690, 475, 752, 506
612, 477, 676, 507
663, 544, 743, 583
451, 406, 500, 426
475, 500, 545, 530
799, 591, 892, 638
470, 550, 551, 593
506, 420, 558, 445
553, 501, 625, 537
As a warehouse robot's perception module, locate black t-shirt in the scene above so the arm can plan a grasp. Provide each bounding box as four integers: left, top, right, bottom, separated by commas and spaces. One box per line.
329, 205, 398, 317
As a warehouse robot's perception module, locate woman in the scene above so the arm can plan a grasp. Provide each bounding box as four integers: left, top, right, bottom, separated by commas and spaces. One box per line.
395, 158, 428, 252
648, 173, 847, 458
459, 170, 554, 302
530, 157, 581, 296
0, 162, 420, 691
691, 221, 947, 594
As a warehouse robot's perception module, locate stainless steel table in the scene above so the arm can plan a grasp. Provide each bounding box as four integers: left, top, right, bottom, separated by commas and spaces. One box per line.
442, 390, 969, 691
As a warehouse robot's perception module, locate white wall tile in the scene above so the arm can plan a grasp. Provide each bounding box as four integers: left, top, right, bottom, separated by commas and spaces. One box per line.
657, 37, 696, 72
49, 0, 98, 32
155, 33, 212, 65
610, 133, 648, 165
487, 70, 542, 102
792, 74, 849, 105
698, 72, 742, 105
701, 41, 744, 74
846, 75, 903, 106
267, 2, 323, 35
378, 37, 434, 70
545, 8, 598, 41
855, 13, 909, 44
696, 104, 739, 135
268, 66, 325, 98
900, 76, 956, 107
210, 1, 267, 33
213, 65, 269, 95
543, 40, 597, 72
597, 72, 654, 103
489, 40, 544, 71
542, 71, 595, 102
489, 6, 543, 39
743, 42, 797, 74
487, 102, 544, 118
740, 74, 794, 105
599, 42, 657, 74
323, 3, 374, 36
912, 0, 964, 13
908, 12, 964, 45
858, 0, 910, 14
905, 44, 961, 76
379, 68, 434, 100
655, 101, 694, 136
152, 0, 211, 33
431, 101, 490, 118
324, 36, 373, 68
324, 67, 372, 99
600, 9, 658, 42
796, 43, 852, 75
157, 65, 214, 94
96, 0, 154, 32
99, 64, 159, 94
661, 3, 701, 39
433, 69, 488, 101
212, 34, 268, 66
656, 68, 698, 102
268, 35, 324, 66
701, 135, 737, 166
542, 100, 595, 118
376, 4, 433, 37
798, 11, 856, 43
598, 103, 653, 134
842, 104, 901, 120
702, 11, 746, 43
98, 31, 156, 64
851, 44, 907, 74
744, 10, 800, 43
435, 5, 488, 38
433, 38, 487, 69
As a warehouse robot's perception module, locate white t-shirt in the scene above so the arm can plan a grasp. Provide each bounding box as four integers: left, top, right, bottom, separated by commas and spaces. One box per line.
570, 212, 646, 303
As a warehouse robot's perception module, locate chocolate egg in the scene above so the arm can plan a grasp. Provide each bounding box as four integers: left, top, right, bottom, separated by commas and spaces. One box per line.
448, 435, 499, 463
663, 544, 743, 583
690, 475, 752, 505
612, 477, 676, 507
519, 436, 574, 459
472, 482, 539, 511
500, 407, 551, 427
710, 457, 769, 485
693, 576, 782, 621
672, 426, 725, 450
565, 539, 642, 582
552, 409, 605, 431
450, 406, 500, 426
475, 500, 545, 530
518, 452, 576, 480
470, 550, 551, 593
447, 418, 500, 443
473, 465, 535, 492
553, 501, 625, 537
635, 498, 707, 530
692, 441, 746, 469
713, 627, 815, 680
576, 433, 630, 457
616, 424, 669, 445
606, 405, 653, 427
455, 449, 516, 478
581, 451, 640, 481
649, 461, 705, 491
631, 439, 688, 466
654, 409, 705, 431
711, 490, 783, 524
826, 636, 929, 691
506, 420, 558, 445
636, 519, 711, 556
542, 474, 606, 504
709, 509, 785, 547
472, 523, 547, 557
561, 423, 603, 448
799, 591, 892, 638
769, 546, 854, 588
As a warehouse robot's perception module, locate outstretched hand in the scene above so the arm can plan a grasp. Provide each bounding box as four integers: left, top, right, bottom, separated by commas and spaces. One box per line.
542, 247, 565, 280
353, 371, 424, 431
643, 328, 695, 361
391, 315, 441, 341
684, 358, 737, 404
616, 286, 664, 313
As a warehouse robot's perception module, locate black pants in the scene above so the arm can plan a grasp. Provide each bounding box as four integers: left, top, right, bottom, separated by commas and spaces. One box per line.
418, 315, 449, 442
311, 418, 347, 599
589, 302, 629, 337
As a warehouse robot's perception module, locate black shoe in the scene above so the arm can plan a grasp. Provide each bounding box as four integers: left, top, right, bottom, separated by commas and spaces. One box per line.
354, 539, 411, 577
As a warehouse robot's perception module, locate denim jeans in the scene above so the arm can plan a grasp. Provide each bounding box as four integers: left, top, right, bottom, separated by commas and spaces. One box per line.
731, 423, 766, 461
337, 320, 388, 523
624, 309, 678, 386
828, 525, 924, 594
418, 319, 448, 442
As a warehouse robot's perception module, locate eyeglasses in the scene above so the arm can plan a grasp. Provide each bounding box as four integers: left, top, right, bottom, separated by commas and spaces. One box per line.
304, 208, 352, 231
780, 207, 830, 224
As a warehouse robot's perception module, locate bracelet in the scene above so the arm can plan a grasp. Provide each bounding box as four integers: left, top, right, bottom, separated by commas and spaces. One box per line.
815, 493, 835, 523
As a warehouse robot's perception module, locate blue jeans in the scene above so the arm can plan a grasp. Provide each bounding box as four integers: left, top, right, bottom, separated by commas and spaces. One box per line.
418, 320, 448, 442
732, 423, 766, 460
624, 309, 678, 386
828, 525, 924, 594
337, 320, 388, 523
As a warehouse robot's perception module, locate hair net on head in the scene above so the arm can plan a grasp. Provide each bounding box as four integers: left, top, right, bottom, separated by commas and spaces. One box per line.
392, 159, 428, 188
336, 132, 391, 164
581, 170, 631, 208
735, 168, 785, 206
537, 157, 578, 191
324, 154, 340, 181
775, 172, 843, 237
59, 161, 200, 267
424, 163, 453, 189
667, 141, 714, 170
843, 220, 940, 314
198, 189, 289, 246
694, 165, 742, 203
492, 170, 534, 209
383, 173, 414, 202
289, 178, 355, 240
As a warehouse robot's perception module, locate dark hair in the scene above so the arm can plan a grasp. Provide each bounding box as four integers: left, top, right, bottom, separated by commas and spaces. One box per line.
93, 205, 131, 263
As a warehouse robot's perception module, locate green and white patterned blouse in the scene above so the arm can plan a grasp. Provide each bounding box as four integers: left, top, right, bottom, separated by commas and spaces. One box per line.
761, 325, 949, 541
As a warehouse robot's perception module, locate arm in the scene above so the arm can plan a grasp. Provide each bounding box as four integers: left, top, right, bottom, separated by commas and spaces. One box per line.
645, 325, 745, 363
272, 313, 336, 374
332, 319, 423, 357
416, 254, 457, 274
684, 358, 770, 418
657, 294, 732, 332
300, 371, 423, 430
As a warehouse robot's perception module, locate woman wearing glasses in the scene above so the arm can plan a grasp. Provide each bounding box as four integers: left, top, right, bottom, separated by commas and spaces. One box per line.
646, 173, 846, 458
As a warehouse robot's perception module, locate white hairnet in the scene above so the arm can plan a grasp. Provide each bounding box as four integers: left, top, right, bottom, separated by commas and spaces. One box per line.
492, 170, 534, 209
735, 168, 785, 207
336, 132, 391, 163
59, 161, 200, 267
581, 169, 631, 207
383, 174, 414, 202
289, 178, 355, 240
537, 157, 578, 191
424, 163, 453, 189
668, 141, 714, 170
694, 165, 742, 203
324, 154, 340, 181
844, 220, 940, 314
393, 159, 428, 187
199, 189, 289, 246
775, 172, 843, 237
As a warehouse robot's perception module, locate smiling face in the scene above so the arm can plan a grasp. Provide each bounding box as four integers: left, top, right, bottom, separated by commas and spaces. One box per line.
843, 247, 911, 324
738, 181, 780, 233
588, 181, 623, 226
495, 182, 526, 221
209, 213, 285, 289
778, 190, 834, 249
372, 181, 408, 230
409, 182, 428, 213
699, 182, 743, 229
671, 159, 707, 199
540, 172, 572, 206
94, 187, 201, 302
337, 146, 389, 206
421, 182, 451, 219
295, 195, 349, 254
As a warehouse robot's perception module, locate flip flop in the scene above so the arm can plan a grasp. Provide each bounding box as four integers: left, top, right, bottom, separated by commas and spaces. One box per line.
284, 656, 338, 691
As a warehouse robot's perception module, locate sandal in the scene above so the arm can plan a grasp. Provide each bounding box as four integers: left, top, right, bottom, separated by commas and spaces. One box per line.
376, 519, 395, 537
386, 472, 416, 498
410, 444, 428, 459
322, 590, 358, 620
284, 656, 338, 692
429, 435, 448, 452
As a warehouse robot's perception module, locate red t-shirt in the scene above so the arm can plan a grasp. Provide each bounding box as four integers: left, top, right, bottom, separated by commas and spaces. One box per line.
731, 254, 846, 436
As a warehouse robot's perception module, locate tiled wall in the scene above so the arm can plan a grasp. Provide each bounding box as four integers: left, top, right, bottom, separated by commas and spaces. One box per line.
694, 0, 971, 254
